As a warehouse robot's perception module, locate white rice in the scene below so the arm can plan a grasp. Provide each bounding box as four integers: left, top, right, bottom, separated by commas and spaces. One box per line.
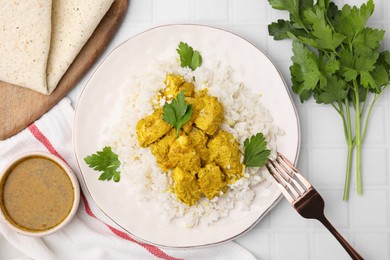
101, 51, 284, 228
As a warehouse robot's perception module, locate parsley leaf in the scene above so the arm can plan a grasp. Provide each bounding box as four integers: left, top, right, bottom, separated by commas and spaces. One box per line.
291, 41, 324, 92
332, 0, 374, 43
268, 0, 301, 26
162, 90, 193, 137
371, 51, 390, 92
353, 28, 384, 54
314, 75, 348, 104
319, 53, 340, 77
268, 19, 307, 40
84, 146, 121, 182
176, 42, 202, 71
300, 7, 345, 51
243, 133, 271, 168
339, 47, 379, 88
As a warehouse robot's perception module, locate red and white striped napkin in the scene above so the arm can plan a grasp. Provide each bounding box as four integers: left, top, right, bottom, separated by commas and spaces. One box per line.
0, 98, 256, 260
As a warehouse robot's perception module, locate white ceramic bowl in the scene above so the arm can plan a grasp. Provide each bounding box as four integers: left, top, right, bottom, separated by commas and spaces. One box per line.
0, 151, 80, 236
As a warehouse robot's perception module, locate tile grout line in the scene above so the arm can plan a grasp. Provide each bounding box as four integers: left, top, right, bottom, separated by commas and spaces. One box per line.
151, 0, 155, 23
309, 229, 314, 259
189, 0, 194, 22
386, 103, 390, 248
228, 0, 233, 26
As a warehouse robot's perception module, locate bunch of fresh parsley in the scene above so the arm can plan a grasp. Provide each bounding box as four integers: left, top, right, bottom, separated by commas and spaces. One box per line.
268, 0, 390, 200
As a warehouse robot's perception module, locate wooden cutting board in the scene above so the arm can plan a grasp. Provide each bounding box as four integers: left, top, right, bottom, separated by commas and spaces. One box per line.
0, 0, 128, 141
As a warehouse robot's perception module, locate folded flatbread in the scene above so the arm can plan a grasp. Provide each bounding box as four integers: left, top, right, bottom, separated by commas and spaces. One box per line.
47, 0, 114, 93
0, 0, 114, 95
0, 1, 52, 94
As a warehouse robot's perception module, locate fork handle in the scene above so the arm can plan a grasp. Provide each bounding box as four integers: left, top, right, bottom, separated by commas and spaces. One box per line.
318, 216, 363, 260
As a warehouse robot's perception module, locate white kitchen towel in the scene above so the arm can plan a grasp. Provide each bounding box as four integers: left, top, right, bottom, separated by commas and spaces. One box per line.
0, 98, 256, 260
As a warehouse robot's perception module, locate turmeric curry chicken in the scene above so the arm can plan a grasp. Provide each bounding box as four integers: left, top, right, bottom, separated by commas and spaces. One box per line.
136, 74, 244, 206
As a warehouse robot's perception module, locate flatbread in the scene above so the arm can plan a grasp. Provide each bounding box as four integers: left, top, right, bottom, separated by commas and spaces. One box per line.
0, 0, 113, 95
0, 1, 52, 94
46, 0, 114, 93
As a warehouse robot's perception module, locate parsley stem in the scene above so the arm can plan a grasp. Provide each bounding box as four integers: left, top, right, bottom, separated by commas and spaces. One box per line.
343, 98, 355, 201
361, 86, 388, 143
360, 88, 369, 116
335, 101, 348, 141
343, 143, 354, 201
335, 100, 355, 201
331, 102, 341, 115
353, 80, 362, 196
297, 17, 310, 34
361, 95, 376, 143
345, 99, 354, 145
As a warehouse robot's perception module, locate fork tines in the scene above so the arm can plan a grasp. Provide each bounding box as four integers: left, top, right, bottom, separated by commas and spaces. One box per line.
266, 152, 312, 203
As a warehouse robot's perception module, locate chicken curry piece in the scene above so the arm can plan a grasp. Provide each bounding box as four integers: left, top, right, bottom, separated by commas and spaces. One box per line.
136, 108, 172, 147
167, 135, 201, 173
208, 130, 244, 183
171, 167, 202, 206
136, 74, 244, 206
163, 74, 195, 99
194, 91, 224, 135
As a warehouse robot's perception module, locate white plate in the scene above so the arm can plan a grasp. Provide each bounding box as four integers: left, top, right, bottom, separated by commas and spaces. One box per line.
73, 24, 300, 248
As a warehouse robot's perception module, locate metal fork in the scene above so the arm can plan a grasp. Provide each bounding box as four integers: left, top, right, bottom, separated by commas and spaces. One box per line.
266, 152, 363, 260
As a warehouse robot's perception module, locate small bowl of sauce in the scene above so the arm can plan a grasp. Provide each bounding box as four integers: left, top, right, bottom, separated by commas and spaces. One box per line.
0, 151, 80, 236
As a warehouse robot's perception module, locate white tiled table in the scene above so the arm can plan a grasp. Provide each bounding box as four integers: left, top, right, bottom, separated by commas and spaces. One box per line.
2, 0, 390, 259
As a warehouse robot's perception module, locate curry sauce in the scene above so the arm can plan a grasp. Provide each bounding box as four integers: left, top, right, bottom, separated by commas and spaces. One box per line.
0, 156, 74, 232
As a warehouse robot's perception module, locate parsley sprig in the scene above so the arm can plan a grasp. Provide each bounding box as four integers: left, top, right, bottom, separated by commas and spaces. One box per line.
162, 90, 193, 137
84, 146, 121, 182
244, 133, 271, 168
268, 0, 390, 200
176, 42, 202, 70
